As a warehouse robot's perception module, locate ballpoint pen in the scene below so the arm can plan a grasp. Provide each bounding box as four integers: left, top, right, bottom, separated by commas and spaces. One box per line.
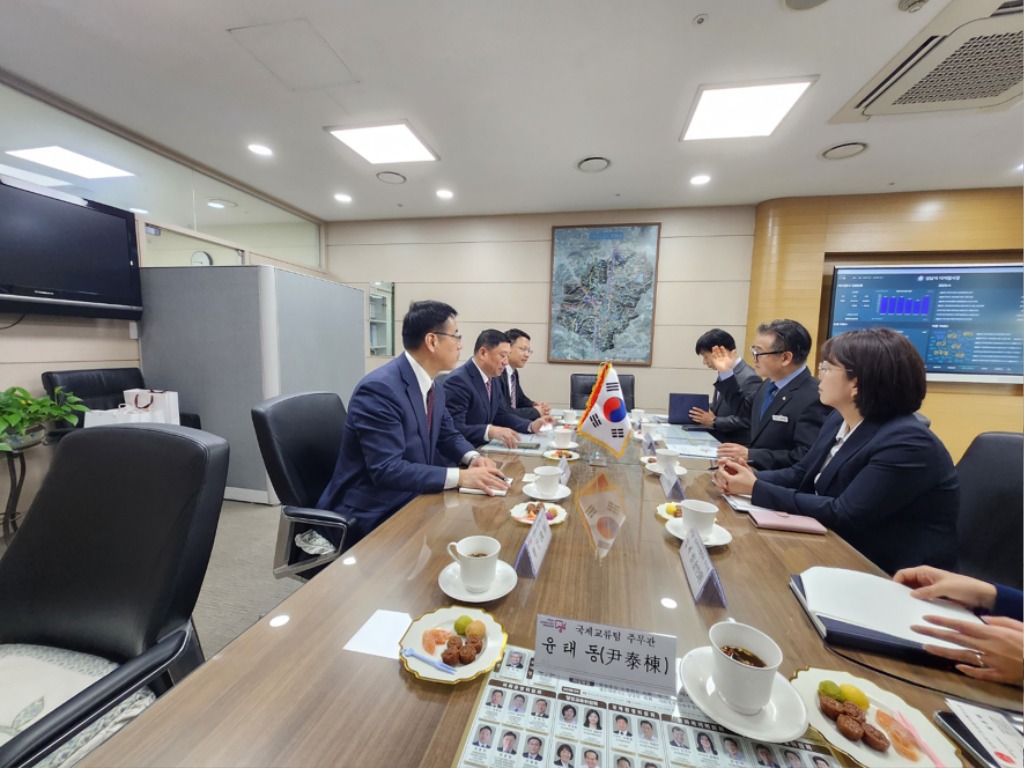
401, 647, 456, 674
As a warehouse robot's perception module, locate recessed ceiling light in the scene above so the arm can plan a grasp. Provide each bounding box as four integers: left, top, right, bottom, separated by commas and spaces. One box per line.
206, 198, 237, 209
326, 122, 437, 164
334, 193, 353, 203
682, 79, 816, 141
0, 162, 71, 187
129, 207, 149, 215
376, 171, 407, 185
576, 156, 611, 173
820, 142, 869, 160
248, 143, 273, 157
5, 146, 133, 178
690, 174, 711, 185
436, 189, 454, 200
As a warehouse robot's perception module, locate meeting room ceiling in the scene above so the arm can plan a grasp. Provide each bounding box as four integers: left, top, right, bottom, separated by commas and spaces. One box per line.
0, 0, 1020, 223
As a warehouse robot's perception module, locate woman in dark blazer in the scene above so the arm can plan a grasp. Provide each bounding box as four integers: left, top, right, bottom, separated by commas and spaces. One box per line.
716, 328, 959, 574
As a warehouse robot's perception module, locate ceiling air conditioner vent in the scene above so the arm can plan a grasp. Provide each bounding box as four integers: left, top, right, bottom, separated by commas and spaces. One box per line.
832, 0, 1023, 122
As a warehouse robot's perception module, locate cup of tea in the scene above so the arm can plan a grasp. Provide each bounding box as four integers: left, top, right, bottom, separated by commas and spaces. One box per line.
533, 465, 562, 496
552, 426, 573, 448
562, 409, 578, 425
632, 408, 645, 425
655, 448, 679, 475
681, 499, 717, 538
708, 621, 782, 714
447, 535, 501, 593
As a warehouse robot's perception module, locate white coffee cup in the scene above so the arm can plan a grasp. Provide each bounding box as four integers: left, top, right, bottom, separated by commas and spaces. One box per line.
655, 448, 679, 474
447, 535, 501, 593
632, 409, 645, 424
561, 410, 578, 424
681, 499, 718, 538
552, 426, 573, 448
534, 465, 562, 496
708, 621, 783, 715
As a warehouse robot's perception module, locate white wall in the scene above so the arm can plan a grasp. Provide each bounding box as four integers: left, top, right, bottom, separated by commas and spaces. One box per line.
326, 206, 754, 410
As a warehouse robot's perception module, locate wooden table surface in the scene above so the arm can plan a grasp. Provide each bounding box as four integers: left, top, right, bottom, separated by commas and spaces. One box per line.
83, 445, 1018, 768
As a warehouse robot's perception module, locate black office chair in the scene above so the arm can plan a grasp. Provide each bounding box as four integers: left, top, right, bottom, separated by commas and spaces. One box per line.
251, 392, 355, 581
0, 423, 229, 768
569, 373, 635, 411
41, 368, 201, 435
955, 431, 1023, 590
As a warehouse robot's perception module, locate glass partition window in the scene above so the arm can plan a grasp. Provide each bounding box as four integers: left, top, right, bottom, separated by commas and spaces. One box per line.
369, 282, 395, 356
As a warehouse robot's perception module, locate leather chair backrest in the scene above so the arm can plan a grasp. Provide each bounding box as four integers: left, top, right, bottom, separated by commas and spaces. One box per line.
0, 424, 229, 661
956, 431, 1024, 590
569, 373, 635, 411
251, 392, 347, 509
42, 368, 147, 414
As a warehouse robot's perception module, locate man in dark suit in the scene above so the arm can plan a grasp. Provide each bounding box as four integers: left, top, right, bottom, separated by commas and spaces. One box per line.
688, 328, 762, 444
499, 328, 551, 420
445, 329, 553, 448
712, 319, 830, 470
317, 301, 508, 545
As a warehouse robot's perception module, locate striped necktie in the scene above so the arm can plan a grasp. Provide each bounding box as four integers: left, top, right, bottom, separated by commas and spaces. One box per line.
426, 383, 435, 431
510, 371, 518, 408
485, 377, 492, 400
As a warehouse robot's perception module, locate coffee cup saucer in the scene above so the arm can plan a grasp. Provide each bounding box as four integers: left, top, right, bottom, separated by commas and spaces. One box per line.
549, 441, 579, 450
645, 463, 687, 477
664, 519, 733, 547
679, 646, 807, 742
522, 482, 571, 501
438, 560, 518, 603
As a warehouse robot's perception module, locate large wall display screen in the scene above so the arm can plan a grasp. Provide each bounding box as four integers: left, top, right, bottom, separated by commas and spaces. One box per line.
830, 264, 1023, 384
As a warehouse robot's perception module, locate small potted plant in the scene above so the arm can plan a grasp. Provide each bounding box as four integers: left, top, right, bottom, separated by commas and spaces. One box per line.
0, 386, 88, 452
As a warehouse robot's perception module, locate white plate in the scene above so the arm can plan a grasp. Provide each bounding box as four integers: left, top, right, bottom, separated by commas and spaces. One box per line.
542, 449, 580, 461
639, 455, 659, 467
791, 668, 958, 768
399, 606, 507, 685
665, 519, 733, 547
438, 561, 518, 603
510, 502, 567, 525
681, 646, 808, 743
645, 463, 688, 477
522, 482, 571, 501
550, 440, 579, 450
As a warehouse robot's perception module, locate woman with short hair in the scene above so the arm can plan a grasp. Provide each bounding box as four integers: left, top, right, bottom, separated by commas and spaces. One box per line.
716, 328, 958, 573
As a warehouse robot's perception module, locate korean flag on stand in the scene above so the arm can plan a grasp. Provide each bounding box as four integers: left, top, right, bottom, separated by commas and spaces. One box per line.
577, 362, 633, 457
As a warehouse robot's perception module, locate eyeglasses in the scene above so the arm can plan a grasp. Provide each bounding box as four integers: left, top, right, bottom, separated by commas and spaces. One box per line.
433, 331, 462, 343
749, 347, 785, 362
818, 361, 854, 375
514, 346, 533, 354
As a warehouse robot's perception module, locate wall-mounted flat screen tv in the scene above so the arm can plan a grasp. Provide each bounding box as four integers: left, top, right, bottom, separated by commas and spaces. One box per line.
0, 175, 142, 320
830, 264, 1023, 384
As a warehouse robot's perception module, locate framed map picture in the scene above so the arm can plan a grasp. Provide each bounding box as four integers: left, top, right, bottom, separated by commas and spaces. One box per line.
548, 223, 661, 365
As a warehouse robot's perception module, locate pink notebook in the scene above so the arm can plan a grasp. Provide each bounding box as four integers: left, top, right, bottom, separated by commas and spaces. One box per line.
748, 509, 827, 534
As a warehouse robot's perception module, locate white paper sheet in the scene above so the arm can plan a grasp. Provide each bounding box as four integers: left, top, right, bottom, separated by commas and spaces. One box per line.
343, 609, 412, 659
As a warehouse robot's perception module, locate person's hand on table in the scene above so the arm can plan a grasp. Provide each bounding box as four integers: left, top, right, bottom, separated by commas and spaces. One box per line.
689, 408, 715, 427
910, 614, 1024, 686
894, 566, 997, 611
489, 426, 520, 448
469, 456, 498, 470
535, 401, 553, 417
530, 415, 556, 433
709, 345, 737, 373
459, 464, 510, 495
717, 442, 748, 461
714, 459, 756, 495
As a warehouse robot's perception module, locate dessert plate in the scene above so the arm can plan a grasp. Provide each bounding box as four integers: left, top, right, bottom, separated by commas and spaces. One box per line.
399, 606, 506, 684
510, 502, 567, 525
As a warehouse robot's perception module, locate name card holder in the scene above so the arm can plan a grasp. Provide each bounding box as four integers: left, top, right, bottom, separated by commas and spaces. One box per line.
514, 509, 552, 578
642, 432, 657, 456
659, 470, 685, 501
558, 456, 571, 485
679, 528, 727, 607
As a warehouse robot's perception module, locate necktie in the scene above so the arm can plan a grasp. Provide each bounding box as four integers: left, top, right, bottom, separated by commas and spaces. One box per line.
758, 382, 778, 420
426, 383, 435, 431
510, 371, 518, 408
485, 377, 492, 400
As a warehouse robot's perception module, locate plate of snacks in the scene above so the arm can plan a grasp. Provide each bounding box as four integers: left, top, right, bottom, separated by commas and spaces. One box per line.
510, 501, 567, 525
639, 455, 659, 467
791, 668, 958, 768
656, 502, 684, 521
542, 449, 579, 461
399, 606, 507, 684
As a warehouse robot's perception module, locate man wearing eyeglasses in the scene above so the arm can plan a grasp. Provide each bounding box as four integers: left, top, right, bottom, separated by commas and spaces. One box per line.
710, 318, 830, 470
499, 329, 552, 420
317, 301, 509, 545
445, 329, 554, 448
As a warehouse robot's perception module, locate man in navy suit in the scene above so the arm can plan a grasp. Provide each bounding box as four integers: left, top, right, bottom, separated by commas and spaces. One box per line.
688, 328, 762, 444
444, 329, 553, 448
712, 319, 831, 470
317, 301, 508, 545
498, 328, 551, 420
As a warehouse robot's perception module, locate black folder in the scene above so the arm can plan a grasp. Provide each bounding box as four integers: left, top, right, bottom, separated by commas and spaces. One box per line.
668, 393, 710, 425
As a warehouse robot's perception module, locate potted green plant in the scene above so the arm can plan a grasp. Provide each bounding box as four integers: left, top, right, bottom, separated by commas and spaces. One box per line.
0, 386, 88, 452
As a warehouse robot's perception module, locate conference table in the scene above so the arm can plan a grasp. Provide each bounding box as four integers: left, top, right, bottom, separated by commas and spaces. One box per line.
84, 435, 1019, 768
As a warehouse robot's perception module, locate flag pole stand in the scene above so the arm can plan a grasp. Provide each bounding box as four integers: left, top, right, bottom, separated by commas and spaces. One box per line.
588, 448, 608, 467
